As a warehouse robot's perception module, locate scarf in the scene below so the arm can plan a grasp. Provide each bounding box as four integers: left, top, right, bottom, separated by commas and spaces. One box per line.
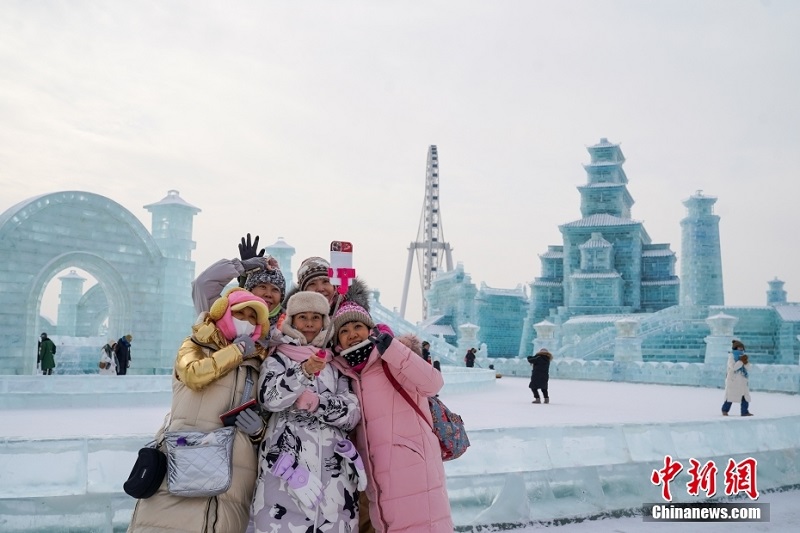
340, 339, 373, 372
268, 305, 283, 326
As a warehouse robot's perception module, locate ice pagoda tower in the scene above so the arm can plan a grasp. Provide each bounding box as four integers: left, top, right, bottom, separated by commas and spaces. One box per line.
767, 278, 787, 306
56, 270, 86, 336
519, 138, 680, 356
265, 237, 296, 292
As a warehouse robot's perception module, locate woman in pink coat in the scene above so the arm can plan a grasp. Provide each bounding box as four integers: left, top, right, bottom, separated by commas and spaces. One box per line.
329, 301, 453, 532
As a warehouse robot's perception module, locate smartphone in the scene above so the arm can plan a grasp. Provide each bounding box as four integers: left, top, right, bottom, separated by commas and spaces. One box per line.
330, 241, 355, 294
219, 398, 257, 426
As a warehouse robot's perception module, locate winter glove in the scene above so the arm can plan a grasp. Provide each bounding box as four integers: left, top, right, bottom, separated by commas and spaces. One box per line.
295, 389, 321, 411
270, 453, 323, 509
238, 233, 265, 260
368, 328, 393, 356
234, 408, 264, 436
233, 335, 257, 358
740, 354, 749, 365
335, 439, 367, 491
241, 256, 268, 274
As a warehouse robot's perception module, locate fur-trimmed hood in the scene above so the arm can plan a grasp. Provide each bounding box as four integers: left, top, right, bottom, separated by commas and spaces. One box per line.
396, 333, 422, 356
282, 276, 371, 316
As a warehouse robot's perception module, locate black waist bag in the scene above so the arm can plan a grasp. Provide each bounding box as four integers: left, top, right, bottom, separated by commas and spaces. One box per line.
124, 445, 167, 499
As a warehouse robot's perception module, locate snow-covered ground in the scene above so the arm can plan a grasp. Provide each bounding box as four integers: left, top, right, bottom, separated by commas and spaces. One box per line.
5, 377, 799, 439
1, 377, 798, 531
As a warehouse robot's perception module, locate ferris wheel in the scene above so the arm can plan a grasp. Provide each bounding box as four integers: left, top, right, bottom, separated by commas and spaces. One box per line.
400, 145, 454, 319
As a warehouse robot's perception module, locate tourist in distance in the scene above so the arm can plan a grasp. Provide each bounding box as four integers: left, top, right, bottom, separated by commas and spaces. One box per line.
421, 340, 433, 364
527, 348, 553, 404
464, 347, 476, 368
98, 340, 118, 375
722, 339, 753, 416
114, 334, 133, 375
37, 332, 57, 375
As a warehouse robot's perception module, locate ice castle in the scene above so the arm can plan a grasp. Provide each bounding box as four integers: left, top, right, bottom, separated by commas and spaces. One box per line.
2, 140, 798, 375
424, 138, 800, 368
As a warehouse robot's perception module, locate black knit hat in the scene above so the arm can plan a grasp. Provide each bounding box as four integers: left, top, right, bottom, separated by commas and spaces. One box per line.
244, 268, 286, 299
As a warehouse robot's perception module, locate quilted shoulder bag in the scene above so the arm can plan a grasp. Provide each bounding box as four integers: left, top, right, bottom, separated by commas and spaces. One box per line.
381, 361, 470, 461
164, 366, 254, 497
164, 426, 236, 497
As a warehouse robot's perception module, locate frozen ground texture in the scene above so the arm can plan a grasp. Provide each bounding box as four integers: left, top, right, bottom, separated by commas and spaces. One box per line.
1, 375, 799, 531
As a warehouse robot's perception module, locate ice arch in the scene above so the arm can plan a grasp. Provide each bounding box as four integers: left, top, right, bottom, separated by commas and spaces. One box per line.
0, 191, 190, 375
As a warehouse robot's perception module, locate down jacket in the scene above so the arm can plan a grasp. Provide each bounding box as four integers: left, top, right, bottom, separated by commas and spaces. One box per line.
253, 345, 361, 532
127, 315, 266, 533
528, 351, 551, 390
332, 338, 453, 533
724, 353, 751, 403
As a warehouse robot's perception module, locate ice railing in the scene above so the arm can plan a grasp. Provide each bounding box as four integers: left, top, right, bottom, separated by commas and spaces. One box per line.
367, 294, 462, 366
4, 415, 800, 529
565, 305, 706, 360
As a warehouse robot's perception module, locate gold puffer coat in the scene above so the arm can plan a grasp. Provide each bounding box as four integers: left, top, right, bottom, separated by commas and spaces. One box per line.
128, 314, 267, 533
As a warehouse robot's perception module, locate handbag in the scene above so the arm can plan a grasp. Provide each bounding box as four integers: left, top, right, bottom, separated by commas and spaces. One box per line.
164, 366, 255, 497
164, 426, 235, 497
123, 440, 167, 499
98, 361, 110, 370
381, 361, 470, 461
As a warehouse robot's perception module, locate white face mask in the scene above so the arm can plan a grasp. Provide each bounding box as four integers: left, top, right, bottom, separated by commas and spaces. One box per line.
232, 318, 256, 337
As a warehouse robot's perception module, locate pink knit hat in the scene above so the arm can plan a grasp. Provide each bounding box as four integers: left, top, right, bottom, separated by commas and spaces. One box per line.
332, 300, 375, 337
211, 289, 269, 341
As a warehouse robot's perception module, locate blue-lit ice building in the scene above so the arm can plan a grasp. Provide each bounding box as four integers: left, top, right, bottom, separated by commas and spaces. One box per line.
424, 138, 800, 365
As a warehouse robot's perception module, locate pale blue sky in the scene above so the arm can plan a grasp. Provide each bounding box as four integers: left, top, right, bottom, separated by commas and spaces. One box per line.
2, 0, 799, 322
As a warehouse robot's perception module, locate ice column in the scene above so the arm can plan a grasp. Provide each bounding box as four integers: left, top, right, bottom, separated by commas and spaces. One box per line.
457, 323, 480, 353
704, 312, 738, 367
613, 317, 642, 362
56, 270, 86, 336
533, 320, 558, 355
265, 237, 296, 293
680, 192, 724, 306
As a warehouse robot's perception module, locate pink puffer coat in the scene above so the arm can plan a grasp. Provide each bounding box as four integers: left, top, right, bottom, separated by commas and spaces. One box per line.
332, 338, 453, 532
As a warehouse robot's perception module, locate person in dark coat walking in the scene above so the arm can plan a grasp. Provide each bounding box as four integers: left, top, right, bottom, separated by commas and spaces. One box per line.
464, 347, 477, 368
37, 332, 57, 375
114, 334, 132, 375
421, 341, 432, 364
527, 348, 553, 403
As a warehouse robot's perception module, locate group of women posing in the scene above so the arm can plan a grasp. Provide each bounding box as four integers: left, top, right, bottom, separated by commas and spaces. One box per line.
128, 236, 453, 533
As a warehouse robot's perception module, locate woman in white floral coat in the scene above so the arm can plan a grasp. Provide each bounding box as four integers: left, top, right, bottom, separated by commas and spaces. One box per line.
252, 292, 362, 532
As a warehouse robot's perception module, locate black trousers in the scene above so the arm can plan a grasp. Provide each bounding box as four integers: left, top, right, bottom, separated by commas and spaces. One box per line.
117, 355, 129, 375
532, 386, 548, 399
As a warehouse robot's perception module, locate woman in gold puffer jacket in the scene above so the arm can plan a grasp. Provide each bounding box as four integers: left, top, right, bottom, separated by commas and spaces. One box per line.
128, 289, 270, 533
